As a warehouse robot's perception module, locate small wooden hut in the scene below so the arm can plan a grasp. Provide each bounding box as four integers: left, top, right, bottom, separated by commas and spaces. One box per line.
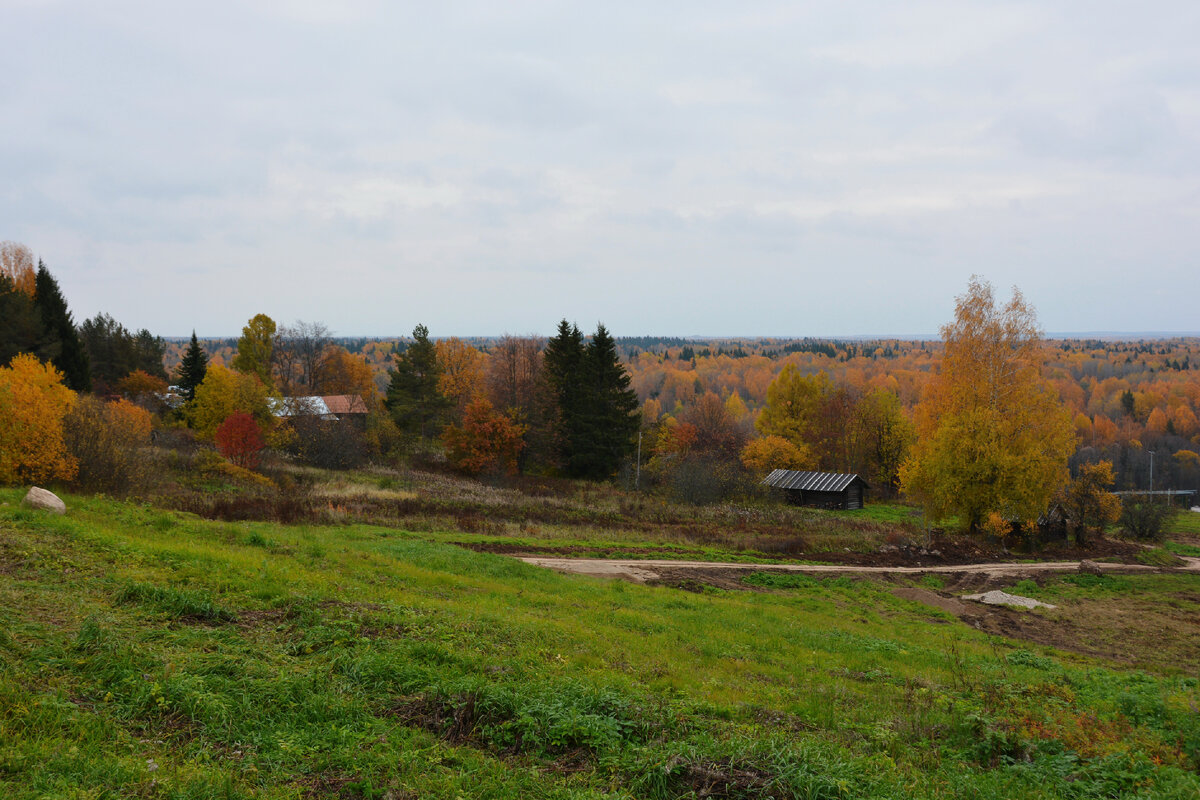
762, 470, 869, 510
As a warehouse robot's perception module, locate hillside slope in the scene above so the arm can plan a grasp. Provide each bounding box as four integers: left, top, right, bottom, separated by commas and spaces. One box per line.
1, 491, 1198, 799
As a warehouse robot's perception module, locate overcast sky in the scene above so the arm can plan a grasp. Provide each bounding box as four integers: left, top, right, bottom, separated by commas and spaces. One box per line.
4, 1, 1198, 338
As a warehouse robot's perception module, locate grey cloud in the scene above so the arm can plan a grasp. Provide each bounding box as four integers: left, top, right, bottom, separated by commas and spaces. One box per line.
3, 1, 1198, 335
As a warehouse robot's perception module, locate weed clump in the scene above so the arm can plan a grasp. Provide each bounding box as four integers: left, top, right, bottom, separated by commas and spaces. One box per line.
388, 679, 668, 759
115, 582, 236, 623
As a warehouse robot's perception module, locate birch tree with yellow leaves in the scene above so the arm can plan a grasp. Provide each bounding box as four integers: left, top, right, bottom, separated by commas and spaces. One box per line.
900, 278, 1075, 532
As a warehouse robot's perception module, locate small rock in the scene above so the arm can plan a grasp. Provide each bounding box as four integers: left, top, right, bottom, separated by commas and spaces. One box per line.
22, 486, 65, 514
879, 544, 899, 554
1078, 559, 1103, 576
929, 549, 942, 557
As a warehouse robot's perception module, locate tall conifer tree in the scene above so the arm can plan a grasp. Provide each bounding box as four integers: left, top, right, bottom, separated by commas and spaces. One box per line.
33, 261, 90, 391
543, 319, 585, 469
544, 320, 639, 479
386, 324, 450, 445
176, 331, 209, 402
575, 323, 639, 479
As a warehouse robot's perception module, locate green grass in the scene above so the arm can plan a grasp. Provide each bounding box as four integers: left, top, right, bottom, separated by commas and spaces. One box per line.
1136, 547, 1187, 567
2, 489, 1199, 798
1164, 539, 1200, 558
857, 502, 924, 526
1164, 510, 1200, 536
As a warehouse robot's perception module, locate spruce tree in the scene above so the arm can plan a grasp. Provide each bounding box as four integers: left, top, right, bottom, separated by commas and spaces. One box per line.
543, 319, 585, 469
386, 324, 450, 445
575, 323, 639, 479
544, 320, 639, 479
176, 331, 209, 402
33, 261, 91, 391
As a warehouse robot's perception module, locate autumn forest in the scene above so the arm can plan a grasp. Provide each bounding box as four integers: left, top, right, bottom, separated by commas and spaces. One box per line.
3, 239, 1200, 533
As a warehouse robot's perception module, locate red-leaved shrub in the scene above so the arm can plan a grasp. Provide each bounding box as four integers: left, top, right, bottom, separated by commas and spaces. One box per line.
215, 412, 265, 469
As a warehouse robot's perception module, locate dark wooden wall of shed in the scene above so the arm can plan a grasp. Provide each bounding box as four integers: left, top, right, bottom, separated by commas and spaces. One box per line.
783, 488, 864, 510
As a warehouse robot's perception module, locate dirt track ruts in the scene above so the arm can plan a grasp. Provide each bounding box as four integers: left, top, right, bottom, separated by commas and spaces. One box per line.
519, 555, 1200, 583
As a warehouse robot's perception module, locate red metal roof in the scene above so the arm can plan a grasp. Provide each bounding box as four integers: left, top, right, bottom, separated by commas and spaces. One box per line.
321, 394, 369, 415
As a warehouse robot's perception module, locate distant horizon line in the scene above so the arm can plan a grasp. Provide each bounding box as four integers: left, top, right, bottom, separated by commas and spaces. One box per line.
161, 331, 1200, 342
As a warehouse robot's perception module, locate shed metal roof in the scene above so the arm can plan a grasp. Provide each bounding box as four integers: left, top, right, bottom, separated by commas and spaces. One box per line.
762, 470, 867, 492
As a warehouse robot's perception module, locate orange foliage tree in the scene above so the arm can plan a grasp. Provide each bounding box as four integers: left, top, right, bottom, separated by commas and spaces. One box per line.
443, 397, 526, 476
0, 354, 77, 484
740, 435, 814, 478
321, 346, 380, 407
901, 279, 1076, 531
436, 338, 485, 414
117, 369, 168, 400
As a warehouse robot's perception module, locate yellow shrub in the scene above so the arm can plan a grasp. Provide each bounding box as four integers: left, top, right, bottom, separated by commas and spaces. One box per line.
0, 354, 77, 484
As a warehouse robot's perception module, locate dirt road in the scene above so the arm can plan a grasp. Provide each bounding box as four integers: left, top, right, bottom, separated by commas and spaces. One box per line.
519, 555, 1200, 583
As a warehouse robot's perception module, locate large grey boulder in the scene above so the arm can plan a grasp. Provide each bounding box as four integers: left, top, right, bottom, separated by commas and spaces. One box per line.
22, 486, 66, 514
961, 590, 1056, 610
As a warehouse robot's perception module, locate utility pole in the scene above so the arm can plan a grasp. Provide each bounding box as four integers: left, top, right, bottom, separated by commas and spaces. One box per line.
1149, 450, 1155, 493
635, 430, 642, 490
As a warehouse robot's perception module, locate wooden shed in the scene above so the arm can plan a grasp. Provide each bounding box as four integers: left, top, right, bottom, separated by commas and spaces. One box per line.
762, 470, 869, 510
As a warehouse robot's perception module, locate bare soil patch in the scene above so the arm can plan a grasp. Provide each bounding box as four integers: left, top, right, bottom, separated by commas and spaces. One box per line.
891, 587, 970, 615
892, 576, 1200, 676
970, 591, 1200, 675
648, 567, 773, 592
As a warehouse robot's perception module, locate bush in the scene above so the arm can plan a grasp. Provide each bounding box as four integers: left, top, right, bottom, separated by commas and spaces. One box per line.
1119, 494, 1174, 541
215, 412, 265, 469
287, 415, 367, 470
664, 457, 757, 506
63, 396, 154, 494
362, 409, 405, 464
443, 397, 525, 476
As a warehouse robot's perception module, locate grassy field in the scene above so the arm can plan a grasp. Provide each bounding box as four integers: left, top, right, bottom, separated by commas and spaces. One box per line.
2, 489, 1199, 799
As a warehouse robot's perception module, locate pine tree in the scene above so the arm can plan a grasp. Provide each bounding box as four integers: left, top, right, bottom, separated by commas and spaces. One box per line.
386, 324, 450, 446
33, 261, 91, 391
176, 331, 209, 402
